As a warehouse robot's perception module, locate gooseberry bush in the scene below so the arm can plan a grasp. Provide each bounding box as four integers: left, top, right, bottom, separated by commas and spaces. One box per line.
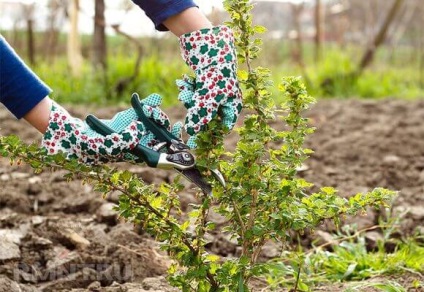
0, 0, 396, 291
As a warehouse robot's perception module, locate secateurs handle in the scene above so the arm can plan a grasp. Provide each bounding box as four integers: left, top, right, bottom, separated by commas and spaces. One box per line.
86, 114, 196, 170
85, 114, 161, 168
131, 95, 190, 152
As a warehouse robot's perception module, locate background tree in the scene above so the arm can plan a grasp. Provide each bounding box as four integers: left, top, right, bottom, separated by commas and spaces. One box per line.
290, 2, 305, 68
314, 0, 324, 62
320, 0, 406, 94
43, 0, 66, 62
21, 2, 36, 65
67, 0, 83, 77
92, 0, 107, 72
357, 0, 405, 74
110, 24, 145, 96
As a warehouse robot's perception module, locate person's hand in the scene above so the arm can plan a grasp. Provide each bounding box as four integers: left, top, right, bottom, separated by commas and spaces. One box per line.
176, 77, 203, 148
178, 25, 243, 147
41, 93, 181, 164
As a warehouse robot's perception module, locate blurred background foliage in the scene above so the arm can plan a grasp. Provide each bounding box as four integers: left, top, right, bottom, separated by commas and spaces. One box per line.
1, 0, 423, 107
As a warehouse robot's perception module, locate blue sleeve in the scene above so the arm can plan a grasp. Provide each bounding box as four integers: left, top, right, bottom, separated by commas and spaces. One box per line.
0, 36, 51, 119
131, 0, 198, 31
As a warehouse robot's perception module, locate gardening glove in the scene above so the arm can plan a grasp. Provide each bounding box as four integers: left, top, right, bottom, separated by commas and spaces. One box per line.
41, 93, 181, 164
178, 25, 243, 148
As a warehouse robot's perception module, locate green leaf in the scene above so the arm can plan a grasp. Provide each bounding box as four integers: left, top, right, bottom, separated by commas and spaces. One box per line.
205, 254, 220, 263
121, 170, 132, 182
253, 25, 267, 34
238, 273, 245, 292
110, 172, 120, 184
343, 263, 357, 279
238, 71, 249, 82
180, 220, 190, 231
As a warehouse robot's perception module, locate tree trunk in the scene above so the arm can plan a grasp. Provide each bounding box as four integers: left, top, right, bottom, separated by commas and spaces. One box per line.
290, 3, 312, 86
43, 0, 63, 62
291, 3, 305, 67
110, 24, 144, 96
314, 0, 324, 62
67, 0, 83, 77
92, 0, 107, 71
26, 19, 35, 65
357, 0, 405, 74
389, 0, 418, 61
420, 4, 424, 89
23, 3, 36, 65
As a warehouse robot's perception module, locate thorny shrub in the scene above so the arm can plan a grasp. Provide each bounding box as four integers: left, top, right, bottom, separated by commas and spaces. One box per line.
0, 0, 396, 291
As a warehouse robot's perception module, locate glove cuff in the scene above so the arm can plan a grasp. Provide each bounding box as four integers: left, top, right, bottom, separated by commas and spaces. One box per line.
179, 25, 237, 72
41, 101, 80, 156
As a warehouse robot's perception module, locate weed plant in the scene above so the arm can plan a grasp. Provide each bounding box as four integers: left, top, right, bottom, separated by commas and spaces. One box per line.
266, 233, 424, 291
265, 209, 424, 291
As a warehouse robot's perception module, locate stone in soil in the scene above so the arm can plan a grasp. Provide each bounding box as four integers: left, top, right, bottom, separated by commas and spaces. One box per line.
0, 228, 29, 261
0, 276, 22, 292
96, 203, 118, 225
0, 237, 20, 261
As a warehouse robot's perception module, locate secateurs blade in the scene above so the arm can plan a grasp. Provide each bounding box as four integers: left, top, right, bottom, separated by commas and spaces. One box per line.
85, 95, 225, 196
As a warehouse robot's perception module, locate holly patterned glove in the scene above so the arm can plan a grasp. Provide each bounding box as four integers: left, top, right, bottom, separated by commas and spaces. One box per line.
176, 77, 202, 148
179, 25, 243, 147
41, 93, 180, 164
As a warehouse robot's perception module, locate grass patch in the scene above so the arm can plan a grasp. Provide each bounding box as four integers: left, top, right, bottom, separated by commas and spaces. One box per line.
7, 31, 423, 106
265, 225, 424, 291
35, 53, 188, 108
345, 281, 413, 292
269, 47, 424, 100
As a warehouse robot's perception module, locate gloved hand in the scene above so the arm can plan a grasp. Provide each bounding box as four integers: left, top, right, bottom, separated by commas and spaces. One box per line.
178, 25, 243, 148
41, 93, 181, 164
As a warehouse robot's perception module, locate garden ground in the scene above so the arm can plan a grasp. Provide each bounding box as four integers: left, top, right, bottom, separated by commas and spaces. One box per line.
0, 98, 423, 291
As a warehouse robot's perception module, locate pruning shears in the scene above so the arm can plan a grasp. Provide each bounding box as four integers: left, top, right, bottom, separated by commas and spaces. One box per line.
85, 95, 225, 196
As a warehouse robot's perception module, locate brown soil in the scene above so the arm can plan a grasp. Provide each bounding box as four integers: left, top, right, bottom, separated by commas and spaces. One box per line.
0, 99, 423, 291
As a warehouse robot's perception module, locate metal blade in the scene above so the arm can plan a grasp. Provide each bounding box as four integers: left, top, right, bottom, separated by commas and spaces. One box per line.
176, 168, 212, 196
210, 169, 226, 188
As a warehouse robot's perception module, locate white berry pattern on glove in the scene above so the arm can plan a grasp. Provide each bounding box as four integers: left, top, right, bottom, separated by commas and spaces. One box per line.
179, 25, 243, 137
41, 93, 174, 164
